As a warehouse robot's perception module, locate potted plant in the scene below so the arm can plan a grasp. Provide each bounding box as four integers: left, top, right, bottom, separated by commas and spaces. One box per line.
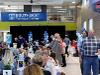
4, 63, 11, 70
3, 62, 12, 75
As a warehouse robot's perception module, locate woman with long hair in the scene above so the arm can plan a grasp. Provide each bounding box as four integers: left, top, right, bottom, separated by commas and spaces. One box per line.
24, 64, 44, 75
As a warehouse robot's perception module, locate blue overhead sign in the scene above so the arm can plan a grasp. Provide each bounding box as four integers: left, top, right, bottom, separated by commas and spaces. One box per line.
1, 12, 47, 21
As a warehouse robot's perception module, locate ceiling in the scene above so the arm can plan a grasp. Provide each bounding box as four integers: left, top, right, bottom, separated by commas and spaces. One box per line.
0, 0, 81, 22
0, 0, 81, 6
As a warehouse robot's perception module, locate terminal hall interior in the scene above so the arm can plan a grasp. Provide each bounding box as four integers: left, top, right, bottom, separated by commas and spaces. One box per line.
0, 0, 100, 75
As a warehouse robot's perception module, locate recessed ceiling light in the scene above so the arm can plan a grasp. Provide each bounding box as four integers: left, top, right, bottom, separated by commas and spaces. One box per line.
72, 2, 76, 3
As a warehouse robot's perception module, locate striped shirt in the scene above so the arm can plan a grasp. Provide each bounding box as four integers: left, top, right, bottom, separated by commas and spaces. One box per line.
81, 36, 100, 56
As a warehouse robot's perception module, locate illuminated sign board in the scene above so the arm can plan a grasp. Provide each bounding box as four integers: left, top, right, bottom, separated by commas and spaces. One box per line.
1, 12, 47, 21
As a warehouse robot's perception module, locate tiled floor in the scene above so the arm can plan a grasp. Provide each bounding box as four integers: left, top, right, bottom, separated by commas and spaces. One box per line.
61, 55, 81, 75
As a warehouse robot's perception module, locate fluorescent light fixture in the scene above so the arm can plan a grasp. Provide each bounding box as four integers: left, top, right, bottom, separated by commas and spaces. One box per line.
58, 11, 65, 12
0, 6, 8, 8
58, 9, 67, 10
54, 6, 62, 8
0, 5, 23, 10
72, 2, 76, 3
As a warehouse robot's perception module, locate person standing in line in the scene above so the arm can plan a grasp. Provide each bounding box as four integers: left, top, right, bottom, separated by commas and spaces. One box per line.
60, 39, 66, 67
64, 35, 70, 57
14, 37, 21, 48
18, 35, 26, 46
81, 30, 100, 75
49, 33, 62, 65
76, 31, 88, 75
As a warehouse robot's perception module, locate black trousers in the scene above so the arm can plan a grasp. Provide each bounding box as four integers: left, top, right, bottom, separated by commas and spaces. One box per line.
65, 46, 69, 56
61, 54, 66, 66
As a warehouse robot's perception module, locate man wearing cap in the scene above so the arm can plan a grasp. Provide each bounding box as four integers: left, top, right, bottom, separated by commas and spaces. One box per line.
81, 30, 100, 75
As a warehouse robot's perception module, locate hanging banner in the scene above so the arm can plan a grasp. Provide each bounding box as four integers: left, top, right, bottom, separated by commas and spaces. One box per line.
1, 12, 47, 21
6, 33, 12, 44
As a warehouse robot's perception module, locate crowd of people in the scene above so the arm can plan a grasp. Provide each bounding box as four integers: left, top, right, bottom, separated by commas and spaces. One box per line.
0, 33, 72, 75
1, 30, 100, 75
